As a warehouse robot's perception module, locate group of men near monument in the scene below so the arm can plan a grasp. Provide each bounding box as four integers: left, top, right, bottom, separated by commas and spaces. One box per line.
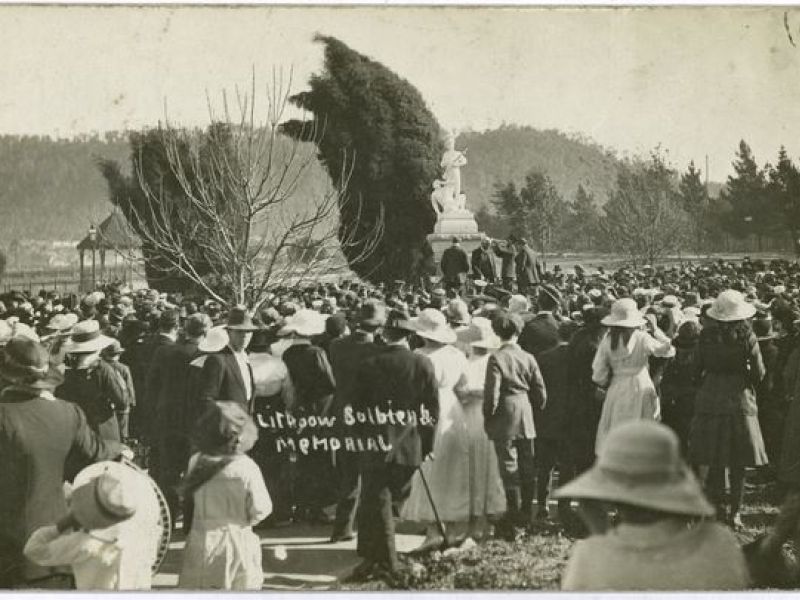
440, 235, 544, 294
4, 253, 800, 588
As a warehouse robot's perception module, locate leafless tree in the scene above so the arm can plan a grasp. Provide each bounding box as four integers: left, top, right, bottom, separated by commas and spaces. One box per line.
102, 70, 383, 309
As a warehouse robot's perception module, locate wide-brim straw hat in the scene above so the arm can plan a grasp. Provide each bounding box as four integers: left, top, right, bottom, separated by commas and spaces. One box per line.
469, 316, 502, 350
706, 289, 756, 322
70, 461, 144, 531
46, 312, 79, 334
62, 320, 115, 354
411, 308, 457, 345
198, 325, 230, 353
601, 298, 647, 328
554, 421, 714, 518
278, 309, 327, 337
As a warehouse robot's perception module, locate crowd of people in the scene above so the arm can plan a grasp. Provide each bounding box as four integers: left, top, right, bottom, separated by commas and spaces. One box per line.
3, 245, 800, 589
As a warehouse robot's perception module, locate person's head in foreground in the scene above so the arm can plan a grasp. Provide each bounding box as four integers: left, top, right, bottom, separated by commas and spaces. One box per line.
554, 421, 750, 591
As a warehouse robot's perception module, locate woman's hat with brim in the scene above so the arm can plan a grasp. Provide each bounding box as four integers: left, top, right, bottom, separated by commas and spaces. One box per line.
411, 308, 457, 345
601, 298, 647, 328
192, 401, 258, 455
469, 316, 502, 350
554, 420, 714, 518
62, 320, 115, 354
278, 309, 327, 337
706, 289, 757, 322
71, 461, 147, 532
46, 313, 79, 334
225, 306, 261, 332
0, 337, 64, 390
445, 299, 471, 326
198, 325, 230, 353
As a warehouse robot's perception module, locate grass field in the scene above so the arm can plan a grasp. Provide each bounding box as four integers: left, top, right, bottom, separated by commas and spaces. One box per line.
340, 477, 783, 591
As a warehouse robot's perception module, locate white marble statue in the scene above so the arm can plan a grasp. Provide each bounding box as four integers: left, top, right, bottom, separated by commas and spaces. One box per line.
431, 131, 469, 216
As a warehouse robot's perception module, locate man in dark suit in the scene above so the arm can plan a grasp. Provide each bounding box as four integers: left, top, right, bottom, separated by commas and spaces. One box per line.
492, 237, 517, 291
147, 312, 211, 521
484, 310, 546, 534
198, 307, 258, 411
328, 300, 386, 542
514, 237, 543, 294
533, 321, 578, 524
519, 284, 562, 358
440, 237, 470, 294
0, 338, 124, 588
349, 309, 438, 580
471, 236, 496, 283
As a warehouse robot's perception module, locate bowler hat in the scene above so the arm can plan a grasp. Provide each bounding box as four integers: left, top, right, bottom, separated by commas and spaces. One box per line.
225, 307, 261, 331
385, 308, 415, 332
358, 300, 387, 328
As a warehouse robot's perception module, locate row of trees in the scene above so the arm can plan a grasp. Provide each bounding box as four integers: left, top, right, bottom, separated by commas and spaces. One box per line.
487, 141, 800, 265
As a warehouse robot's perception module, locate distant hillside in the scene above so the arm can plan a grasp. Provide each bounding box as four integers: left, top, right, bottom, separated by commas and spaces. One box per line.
457, 125, 622, 209
0, 126, 722, 257
0, 134, 130, 243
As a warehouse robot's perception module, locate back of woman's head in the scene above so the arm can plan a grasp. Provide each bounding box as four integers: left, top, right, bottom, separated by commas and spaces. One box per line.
192, 401, 258, 456
608, 325, 636, 351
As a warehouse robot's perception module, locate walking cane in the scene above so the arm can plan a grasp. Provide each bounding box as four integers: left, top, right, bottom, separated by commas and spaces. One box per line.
417, 456, 449, 549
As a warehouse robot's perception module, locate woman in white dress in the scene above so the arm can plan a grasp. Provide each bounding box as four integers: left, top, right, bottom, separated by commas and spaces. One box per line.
460, 317, 507, 540
401, 309, 471, 548
593, 298, 675, 453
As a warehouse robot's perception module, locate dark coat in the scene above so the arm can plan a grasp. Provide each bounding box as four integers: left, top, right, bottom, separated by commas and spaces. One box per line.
354, 344, 439, 466
535, 343, 570, 440
283, 340, 336, 416
0, 387, 121, 586
329, 332, 378, 429
515, 244, 542, 288
198, 346, 255, 412
440, 246, 470, 284
56, 360, 126, 442
471, 246, 496, 282
147, 339, 200, 438
519, 312, 560, 358
492, 243, 516, 280
483, 342, 547, 441
123, 333, 175, 440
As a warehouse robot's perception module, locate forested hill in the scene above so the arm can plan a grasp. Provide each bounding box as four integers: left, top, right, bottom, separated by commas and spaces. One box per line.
0, 126, 713, 244
0, 134, 129, 242
457, 125, 622, 209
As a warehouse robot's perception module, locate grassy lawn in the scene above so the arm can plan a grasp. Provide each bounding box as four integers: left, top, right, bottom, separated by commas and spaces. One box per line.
340, 478, 783, 590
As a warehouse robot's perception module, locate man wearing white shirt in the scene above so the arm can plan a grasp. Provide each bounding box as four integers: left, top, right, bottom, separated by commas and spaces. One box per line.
198, 307, 258, 414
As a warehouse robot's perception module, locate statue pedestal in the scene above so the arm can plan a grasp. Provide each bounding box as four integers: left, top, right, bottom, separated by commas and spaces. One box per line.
427, 211, 484, 273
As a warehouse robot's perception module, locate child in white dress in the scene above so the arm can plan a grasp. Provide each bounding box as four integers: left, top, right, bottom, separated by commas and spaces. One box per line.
179, 401, 272, 590
24, 461, 160, 590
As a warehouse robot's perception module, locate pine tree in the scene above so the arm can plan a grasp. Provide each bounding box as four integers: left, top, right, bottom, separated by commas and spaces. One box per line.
719, 140, 772, 249
282, 35, 443, 283
767, 147, 800, 254
567, 184, 601, 251
678, 161, 710, 254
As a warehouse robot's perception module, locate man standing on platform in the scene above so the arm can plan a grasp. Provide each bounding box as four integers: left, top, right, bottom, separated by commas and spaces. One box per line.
440, 237, 469, 295
471, 235, 496, 284
348, 309, 438, 580
515, 237, 543, 294
492, 237, 517, 291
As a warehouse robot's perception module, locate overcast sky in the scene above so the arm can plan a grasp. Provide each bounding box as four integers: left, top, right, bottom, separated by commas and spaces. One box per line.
1, 5, 799, 180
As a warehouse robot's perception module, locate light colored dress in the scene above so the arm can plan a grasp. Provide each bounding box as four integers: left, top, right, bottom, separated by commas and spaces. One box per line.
461, 353, 507, 518
593, 329, 674, 452
401, 345, 471, 522
179, 454, 272, 590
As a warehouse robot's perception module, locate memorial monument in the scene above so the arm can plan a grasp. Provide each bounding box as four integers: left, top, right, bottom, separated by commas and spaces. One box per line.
427, 131, 484, 266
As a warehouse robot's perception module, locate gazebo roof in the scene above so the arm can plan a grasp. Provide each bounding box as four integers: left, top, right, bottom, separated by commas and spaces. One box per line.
77, 211, 141, 251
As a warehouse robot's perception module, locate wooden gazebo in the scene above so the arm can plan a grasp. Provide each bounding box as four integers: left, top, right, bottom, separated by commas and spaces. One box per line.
77, 211, 141, 292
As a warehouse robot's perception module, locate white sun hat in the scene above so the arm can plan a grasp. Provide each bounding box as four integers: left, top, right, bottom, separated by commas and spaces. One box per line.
706, 289, 756, 322
601, 298, 647, 328
412, 308, 457, 345
278, 309, 327, 337
198, 325, 230, 353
